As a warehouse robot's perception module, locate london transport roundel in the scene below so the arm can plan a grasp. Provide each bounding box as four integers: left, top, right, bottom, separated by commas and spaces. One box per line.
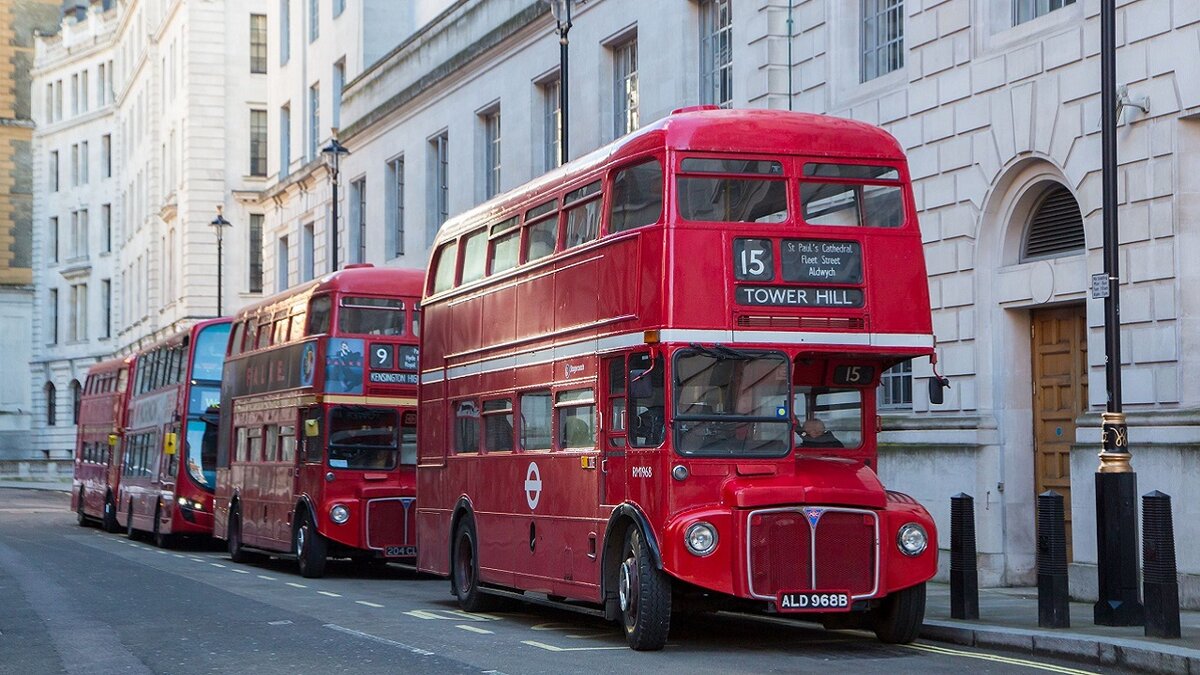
525, 461, 542, 510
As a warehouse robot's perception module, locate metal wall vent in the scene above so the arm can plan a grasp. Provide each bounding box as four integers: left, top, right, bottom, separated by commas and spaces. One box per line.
1023, 185, 1085, 260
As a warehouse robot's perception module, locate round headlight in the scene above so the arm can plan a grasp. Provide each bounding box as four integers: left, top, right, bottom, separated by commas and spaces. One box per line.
330, 504, 350, 524
684, 522, 718, 556
897, 523, 928, 556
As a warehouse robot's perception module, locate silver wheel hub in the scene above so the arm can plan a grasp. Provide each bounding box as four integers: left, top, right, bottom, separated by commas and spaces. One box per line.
619, 560, 634, 612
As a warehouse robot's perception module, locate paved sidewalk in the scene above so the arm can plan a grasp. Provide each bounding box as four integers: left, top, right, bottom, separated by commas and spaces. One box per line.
922, 582, 1200, 673
0, 479, 72, 492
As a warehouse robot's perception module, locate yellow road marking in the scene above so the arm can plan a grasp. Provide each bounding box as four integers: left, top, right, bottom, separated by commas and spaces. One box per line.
456, 624, 494, 635
904, 642, 1099, 675
521, 640, 626, 652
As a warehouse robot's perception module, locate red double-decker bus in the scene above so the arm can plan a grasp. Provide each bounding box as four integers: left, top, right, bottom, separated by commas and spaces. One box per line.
72, 356, 133, 532
417, 108, 940, 650
118, 318, 231, 547
213, 265, 422, 578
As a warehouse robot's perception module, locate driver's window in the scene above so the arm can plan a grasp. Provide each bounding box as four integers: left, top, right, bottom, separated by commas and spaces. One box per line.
792, 386, 863, 450
628, 353, 665, 447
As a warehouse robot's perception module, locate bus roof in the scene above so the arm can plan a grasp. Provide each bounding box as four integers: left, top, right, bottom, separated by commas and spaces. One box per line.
86, 355, 132, 376
133, 317, 232, 356
433, 108, 907, 244
232, 265, 426, 321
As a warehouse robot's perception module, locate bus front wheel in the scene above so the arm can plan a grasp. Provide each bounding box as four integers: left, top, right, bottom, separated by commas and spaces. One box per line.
76, 489, 89, 527
870, 582, 926, 644
102, 493, 118, 532
295, 512, 327, 578
452, 517, 496, 612
153, 503, 172, 549
228, 507, 251, 563
618, 526, 671, 651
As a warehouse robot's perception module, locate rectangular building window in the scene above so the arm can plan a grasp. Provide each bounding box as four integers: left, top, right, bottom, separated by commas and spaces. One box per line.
250, 109, 267, 176
280, 0, 291, 64
250, 14, 268, 73
70, 144, 79, 186
102, 204, 111, 253
387, 157, 405, 257
54, 80, 62, 121
878, 361, 913, 409
49, 217, 58, 262
351, 177, 366, 263
483, 109, 501, 199
278, 235, 290, 291
309, 0, 319, 42
613, 37, 639, 137
861, 0, 904, 82
332, 59, 345, 129
700, 0, 733, 108
49, 289, 58, 344
101, 279, 111, 339
248, 214, 264, 293
542, 78, 561, 171
1014, 0, 1075, 25
280, 104, 291, 178
428, 132, 449, 243
308, 84, 319, 161
69, 283, 87, 342
101, 134, 111, 177
49, 151, 58, 192
302, 222, 315, 281
80, 71, 89, 113
79, 140, 88, 184
98, 63, 106, 104
45, 84, 53, 123
71, 74, 79, 116
334, 0, 345, 18
75, 209, 88, 259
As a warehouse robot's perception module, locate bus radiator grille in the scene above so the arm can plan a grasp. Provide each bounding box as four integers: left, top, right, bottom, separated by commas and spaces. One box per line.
747, 508, 877, 599
365, 498, 416, 551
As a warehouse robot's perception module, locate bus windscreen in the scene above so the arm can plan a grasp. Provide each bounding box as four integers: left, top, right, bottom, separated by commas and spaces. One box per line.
673, 351, 791, 457
193, 322, 231, 381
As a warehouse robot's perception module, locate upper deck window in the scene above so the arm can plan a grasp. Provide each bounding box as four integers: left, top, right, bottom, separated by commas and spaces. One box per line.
308, 295, 332, 335
488, 217, 520, 275
678, 176, 787, 223
563, 181, 602, 248
800, 163, 904, 228
460, 230, 488, 284
431, 241, 459, 293
523, 200, 559, 263
338, 297, 407, 336
682, 158, 782, 175
610, 159, 663, 233
193, 323, 230, 381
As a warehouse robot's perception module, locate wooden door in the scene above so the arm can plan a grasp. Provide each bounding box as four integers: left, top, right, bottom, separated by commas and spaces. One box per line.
1031, 306, 1088, 559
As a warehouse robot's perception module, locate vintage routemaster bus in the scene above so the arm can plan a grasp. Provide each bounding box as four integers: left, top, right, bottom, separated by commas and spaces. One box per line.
213, 265, 422, 578
72, 356, 133, 532
416, 107, 941, 650
118, 318, 231, 547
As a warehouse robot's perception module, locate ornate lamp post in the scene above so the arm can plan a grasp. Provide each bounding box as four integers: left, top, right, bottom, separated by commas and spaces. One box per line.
544, 0, 572, 165
209, 206, 232, 316
321, 129, 350, 273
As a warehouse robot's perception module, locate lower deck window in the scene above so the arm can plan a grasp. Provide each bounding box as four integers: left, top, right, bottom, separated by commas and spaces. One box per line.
520, 392, 552, 450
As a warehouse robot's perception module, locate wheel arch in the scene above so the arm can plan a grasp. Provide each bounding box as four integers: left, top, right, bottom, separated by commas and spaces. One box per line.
600, 503, 663, 617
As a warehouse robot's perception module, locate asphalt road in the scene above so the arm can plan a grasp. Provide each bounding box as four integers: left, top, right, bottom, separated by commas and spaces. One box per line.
0, 488, 1117, 675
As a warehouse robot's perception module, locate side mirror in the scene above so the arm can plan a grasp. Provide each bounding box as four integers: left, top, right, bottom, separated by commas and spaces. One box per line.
108, 433, 118, 447
163, 432, 178, 456
304, 419, 320, 437
928, 376, 949, 405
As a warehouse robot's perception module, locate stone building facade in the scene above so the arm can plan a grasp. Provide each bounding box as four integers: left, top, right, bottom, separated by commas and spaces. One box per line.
0, 0, 60, 459
30, 0, 266, 458
319, 0, 1200, 604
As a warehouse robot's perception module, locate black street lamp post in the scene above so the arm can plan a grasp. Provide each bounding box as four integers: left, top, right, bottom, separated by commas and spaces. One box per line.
1094, 0, 1144, 627
546, 0, 572, 165
321, 130, 350, 273
209, 206, 232, 316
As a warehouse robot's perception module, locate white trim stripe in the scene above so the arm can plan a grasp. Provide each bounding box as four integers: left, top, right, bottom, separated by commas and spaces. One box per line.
419, 329, 933, 384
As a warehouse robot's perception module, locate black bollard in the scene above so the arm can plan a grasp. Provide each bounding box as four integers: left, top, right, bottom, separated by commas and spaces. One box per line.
1142, 491, 1181, 638
1037, 490, 1070, 628
950, 493, 979, 620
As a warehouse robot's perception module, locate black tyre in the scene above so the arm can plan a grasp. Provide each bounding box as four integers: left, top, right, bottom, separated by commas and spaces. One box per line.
228, 506, 252, 563
452, 516, 497, 612
295, 511, 327, 579
618, 526, 671, 651
102, 493, 119, 533
152, 503, 172, 549
871, 582, 926, 644
76, 489, 89, 527
126, 503, 136, 539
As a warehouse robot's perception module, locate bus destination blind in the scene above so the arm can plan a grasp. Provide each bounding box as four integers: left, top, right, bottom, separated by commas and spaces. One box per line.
780, 239, 862, 284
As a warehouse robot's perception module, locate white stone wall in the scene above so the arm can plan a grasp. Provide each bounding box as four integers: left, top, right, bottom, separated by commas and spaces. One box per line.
29, 4, 120, 458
